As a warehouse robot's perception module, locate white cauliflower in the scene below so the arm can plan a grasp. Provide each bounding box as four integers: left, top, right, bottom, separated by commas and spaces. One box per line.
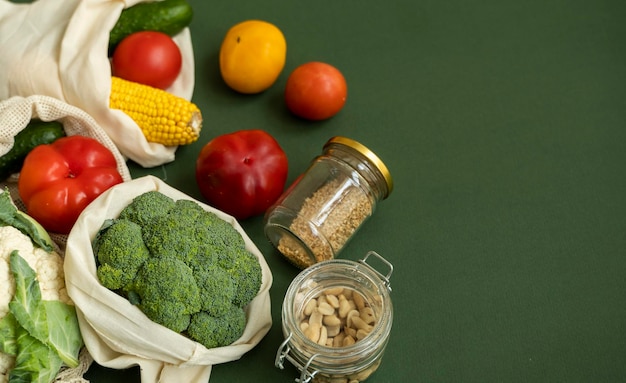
0, 225, 71, 383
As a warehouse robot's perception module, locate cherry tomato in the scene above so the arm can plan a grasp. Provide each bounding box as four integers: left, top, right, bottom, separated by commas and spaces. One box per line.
284, 62, 348, 121
18, 135, 123, 234
111, 31, 182, 89
195, 130, 288, 220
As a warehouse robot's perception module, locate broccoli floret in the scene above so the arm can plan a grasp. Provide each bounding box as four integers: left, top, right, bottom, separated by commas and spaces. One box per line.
200, 212, 246, 251
226, 248, 263, 308
127, 256, 201, 333
94, 219, 150, 290
142, 199, 219, 264
119, 191, 176, 226
142, 212, 198, 264
187, 306, 246, 349
168, 198, 207, 221
193, 264, 236, 317
194, 212, 246, 270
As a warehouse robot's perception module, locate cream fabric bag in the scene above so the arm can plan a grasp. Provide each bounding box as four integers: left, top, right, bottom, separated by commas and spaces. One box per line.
0, 0, 196, 168
64, 176, 273, 383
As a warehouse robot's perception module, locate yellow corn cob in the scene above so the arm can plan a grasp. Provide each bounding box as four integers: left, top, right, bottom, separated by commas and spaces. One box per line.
110, 76, 202, 146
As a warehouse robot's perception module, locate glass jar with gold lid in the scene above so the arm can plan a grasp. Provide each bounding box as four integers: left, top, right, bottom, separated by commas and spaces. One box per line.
264, 136, 393, 268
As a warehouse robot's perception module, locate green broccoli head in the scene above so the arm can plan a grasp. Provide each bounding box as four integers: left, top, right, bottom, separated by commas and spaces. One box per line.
227, 248, 263, 308
128, 256, 201, 333
96, 191, 263, 345
119, 191, 176, 226
94, 219, 150, 290
187, 306, 246, 349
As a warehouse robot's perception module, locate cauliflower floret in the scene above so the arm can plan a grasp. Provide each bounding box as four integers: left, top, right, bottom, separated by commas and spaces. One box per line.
0, 225, 72, 383
0, 355, 15, 383
0, 226, 70, 307
0, 226, 37, 319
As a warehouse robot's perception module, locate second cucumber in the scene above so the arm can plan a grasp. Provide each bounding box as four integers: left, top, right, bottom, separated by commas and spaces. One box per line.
0, 119, 66, 180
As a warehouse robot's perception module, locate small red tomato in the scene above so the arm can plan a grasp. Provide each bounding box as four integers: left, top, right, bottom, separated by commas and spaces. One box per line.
111, 31, 182, 89
284, 61, 348, 121
195, 130, 288, 220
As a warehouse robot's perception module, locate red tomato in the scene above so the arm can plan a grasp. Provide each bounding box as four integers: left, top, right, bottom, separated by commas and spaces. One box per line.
284, 61, 348, 121
18, 135, 123, 234
111, 31, 182, 89
195, 130, 288, 220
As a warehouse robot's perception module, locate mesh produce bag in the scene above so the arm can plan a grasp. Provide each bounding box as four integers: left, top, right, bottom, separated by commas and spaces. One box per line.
0, 95, 133, 382
0, 0, 196, 167
0, 94, 132, 244
64, 176, 273, 383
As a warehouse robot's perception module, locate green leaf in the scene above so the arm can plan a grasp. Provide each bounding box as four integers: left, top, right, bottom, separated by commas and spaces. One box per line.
8, 326, 63, 383
8, 251, 83, 368
0, 311, 18, 355
41, 301, 82, 367
0, 189, 54, 252
8, 251, 47, 342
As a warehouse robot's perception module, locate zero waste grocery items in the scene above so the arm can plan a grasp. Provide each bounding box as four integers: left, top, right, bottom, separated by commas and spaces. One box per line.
264, 136, 393, 268
0, 0, 197, 167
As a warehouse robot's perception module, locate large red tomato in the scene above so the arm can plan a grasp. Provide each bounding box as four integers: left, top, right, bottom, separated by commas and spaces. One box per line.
284, 61, 348, 121
195, 130, 288, 220
111, 31, 182, 89
18, 135, 123, 234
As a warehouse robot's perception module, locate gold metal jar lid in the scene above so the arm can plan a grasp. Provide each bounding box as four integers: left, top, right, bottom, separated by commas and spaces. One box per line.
324, 136, 394, 199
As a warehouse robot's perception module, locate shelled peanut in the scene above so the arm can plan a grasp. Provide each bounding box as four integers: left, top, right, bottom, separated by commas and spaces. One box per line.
298, 286, 382, 382
299, 287, 378, 347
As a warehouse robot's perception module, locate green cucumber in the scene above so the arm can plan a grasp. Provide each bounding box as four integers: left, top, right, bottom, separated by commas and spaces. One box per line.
0, 119, 66, 180
109, 0, 194, 54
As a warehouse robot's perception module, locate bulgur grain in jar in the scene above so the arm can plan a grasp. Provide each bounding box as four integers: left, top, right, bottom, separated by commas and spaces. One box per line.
264, 137, 393, 269
276, 251, 393, 383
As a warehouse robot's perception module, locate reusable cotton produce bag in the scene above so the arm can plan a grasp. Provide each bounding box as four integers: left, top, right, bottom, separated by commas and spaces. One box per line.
64, 176, 273, 383
0, 0, 196, 167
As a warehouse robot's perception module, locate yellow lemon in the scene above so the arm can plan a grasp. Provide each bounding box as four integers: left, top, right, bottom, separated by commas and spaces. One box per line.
219, 20, 287, 94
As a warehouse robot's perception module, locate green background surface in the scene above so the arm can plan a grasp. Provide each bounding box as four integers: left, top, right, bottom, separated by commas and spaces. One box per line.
81, 0, 626, 382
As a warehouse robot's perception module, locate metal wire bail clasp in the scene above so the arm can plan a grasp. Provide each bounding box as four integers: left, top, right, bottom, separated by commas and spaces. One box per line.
275, 332, 319, 383
359, 250, 394, 292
